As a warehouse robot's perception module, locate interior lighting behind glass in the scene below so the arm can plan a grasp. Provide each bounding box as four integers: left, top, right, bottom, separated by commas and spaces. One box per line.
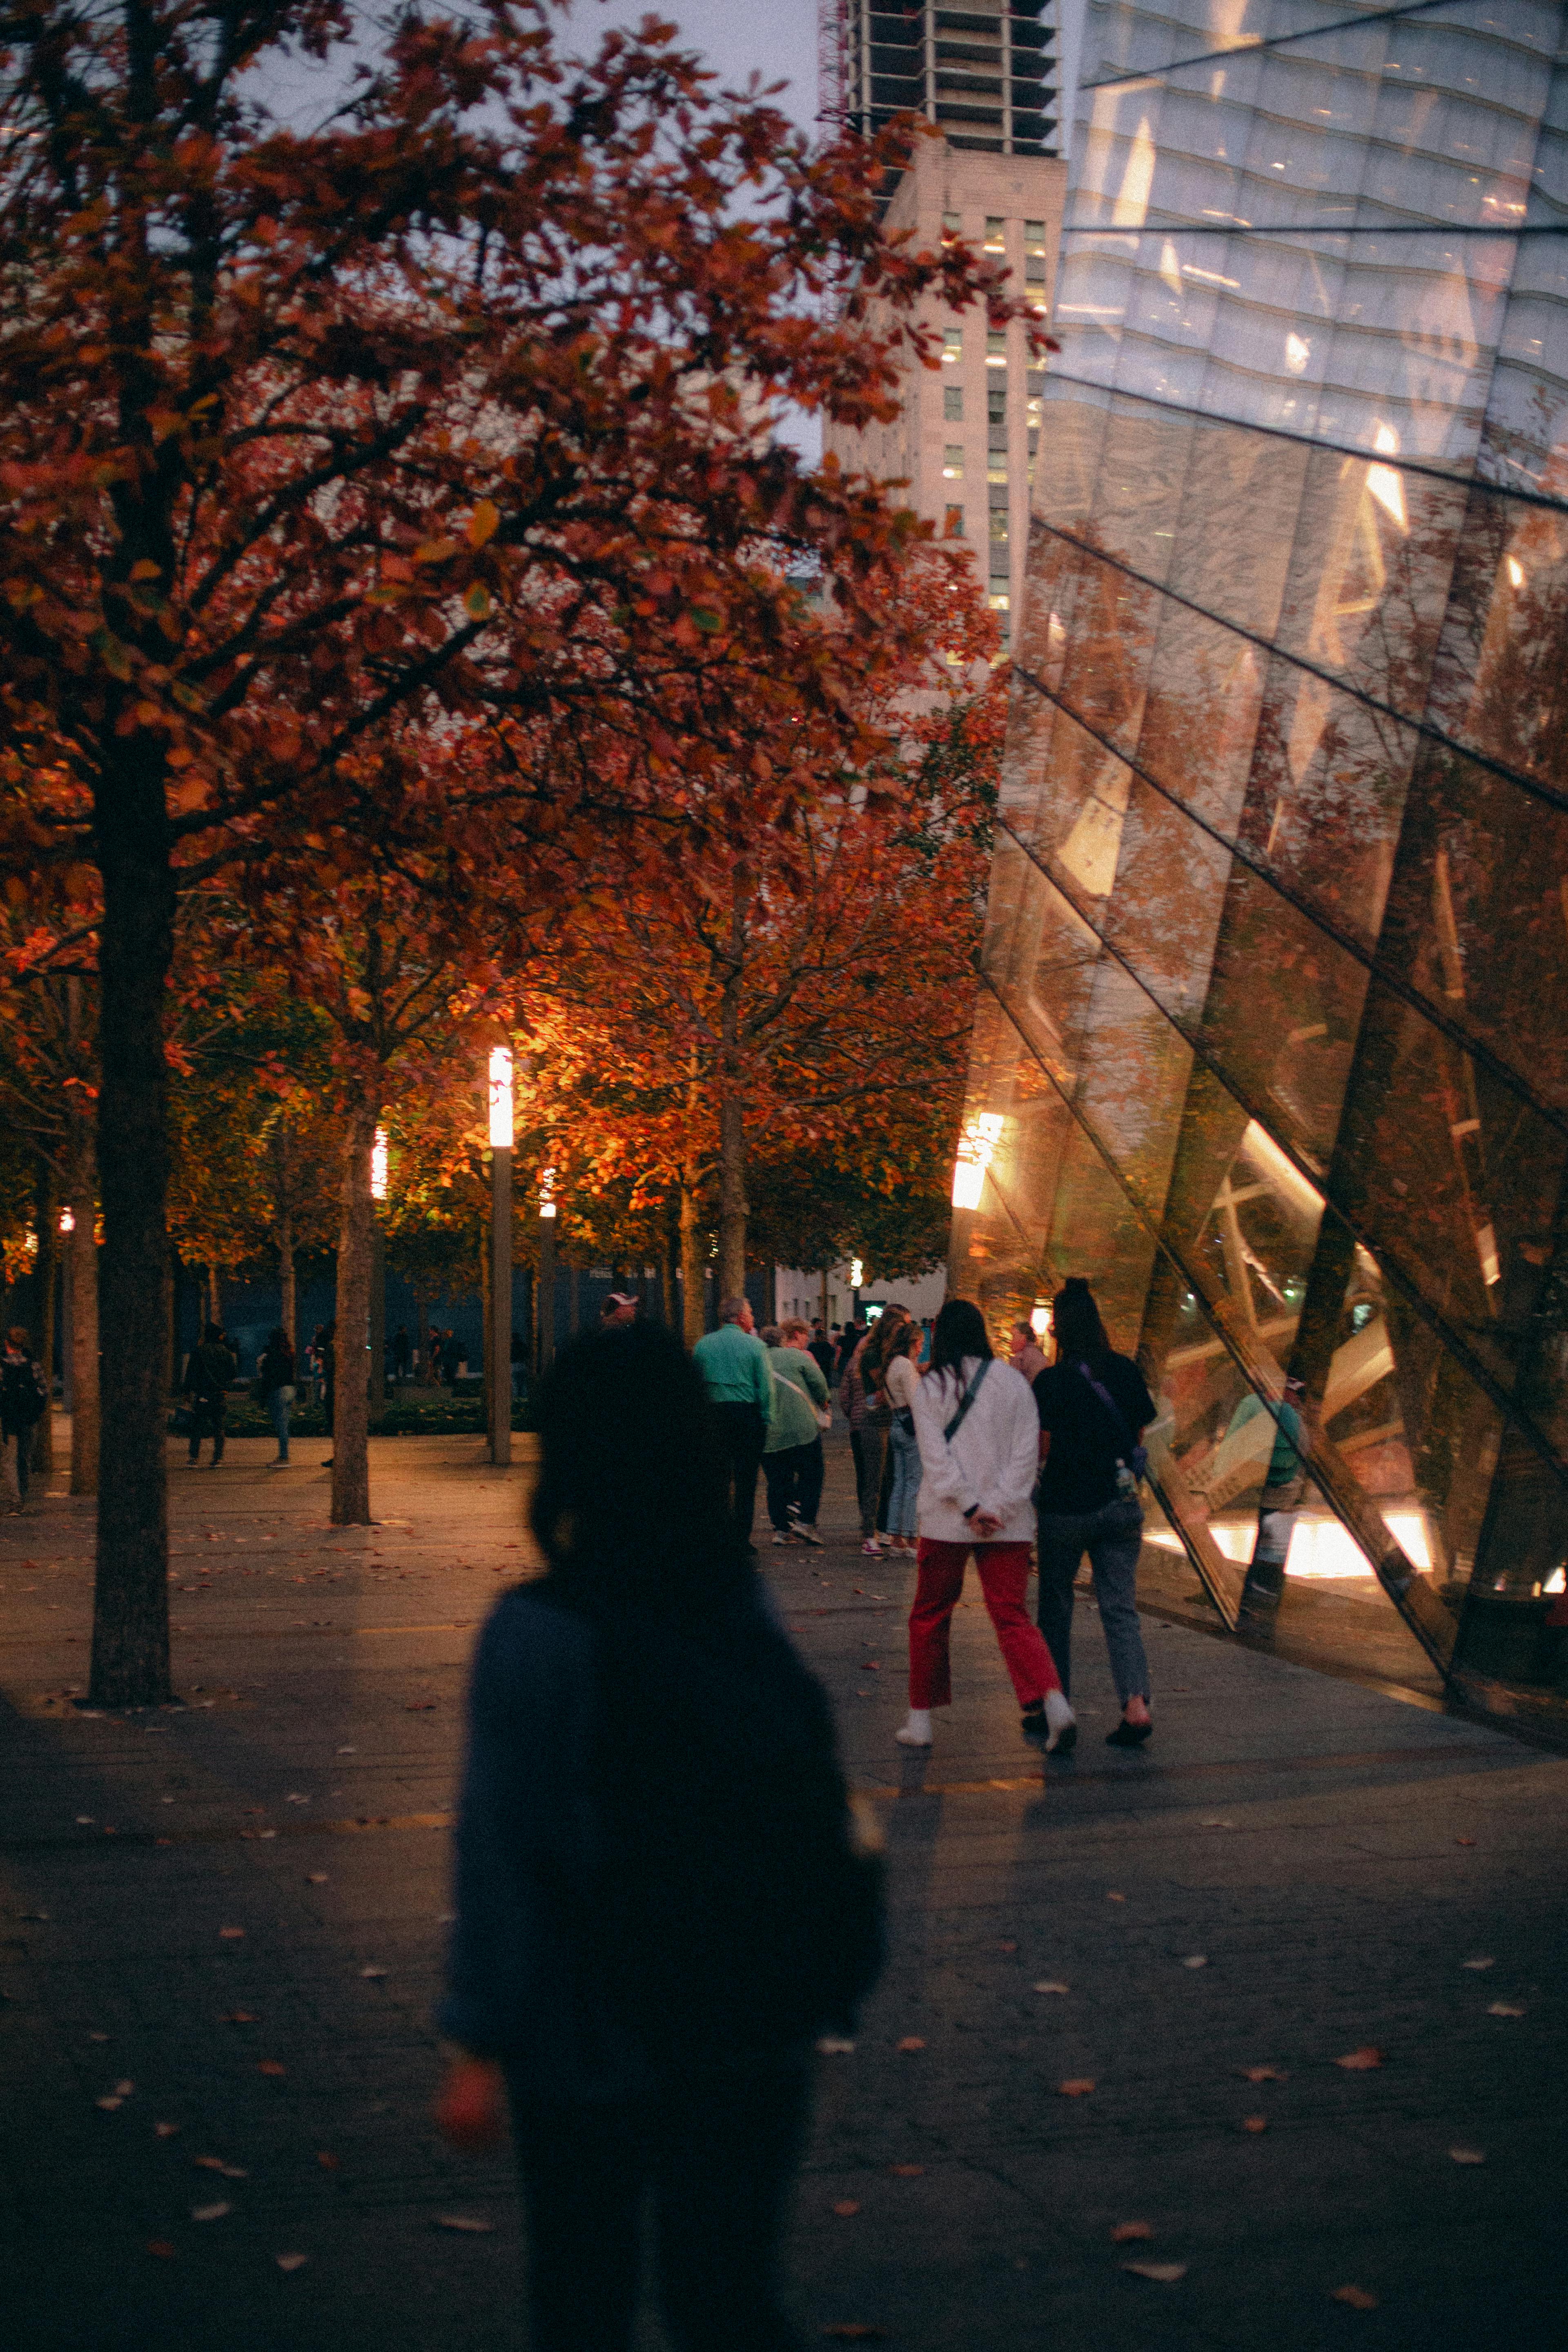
951, 1111, 1004, 1210
539, 1165, 557, 1218
1367, 423, 1407, 528
370, 1127, 389, 1202
59, 1207, 75, 1234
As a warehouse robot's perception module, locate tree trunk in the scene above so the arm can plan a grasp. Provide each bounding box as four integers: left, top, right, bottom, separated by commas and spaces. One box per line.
89, 766, 175, 1709
278, 1211, 296, 1352
412, 1280, 427, 1379
369, 1223, 386, 1411
715, 1088, 748, 1306
69, 1122, 100, 1498
31, 1157, 57, 1477
330, 1102, 379, 1527
206, 1260, 221, 1327
679, 1174, 707, 1346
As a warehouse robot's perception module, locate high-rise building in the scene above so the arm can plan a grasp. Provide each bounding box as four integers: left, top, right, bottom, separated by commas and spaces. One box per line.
840, 1, 1059, 154
949, 0, 1568, 1729
821, 7, 1073, 645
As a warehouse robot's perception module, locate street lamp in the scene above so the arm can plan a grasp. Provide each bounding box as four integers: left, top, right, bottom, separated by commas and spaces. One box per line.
488, 1048, 513, 1467
536, 1162, 557, 1381
58, 1207, 75, 1415
369, 1126, 388, 1410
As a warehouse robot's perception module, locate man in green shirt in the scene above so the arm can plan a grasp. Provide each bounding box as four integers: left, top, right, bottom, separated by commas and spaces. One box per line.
762, 1318, 830, 1547
693, 1296, 773, 1548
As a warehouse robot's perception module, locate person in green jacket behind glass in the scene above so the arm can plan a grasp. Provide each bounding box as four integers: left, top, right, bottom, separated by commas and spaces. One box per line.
761, 1318, 830, 1549
692, 1297, 773, 1550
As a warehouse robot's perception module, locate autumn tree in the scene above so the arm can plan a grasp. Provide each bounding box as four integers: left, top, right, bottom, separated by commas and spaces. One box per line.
0, 1, 1019, 1702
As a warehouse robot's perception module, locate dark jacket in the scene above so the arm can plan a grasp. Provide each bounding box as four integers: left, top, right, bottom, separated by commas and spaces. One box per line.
257, 1338, 295, 1397
0, 1348, 47, 1434
184, 1339, 237, 1401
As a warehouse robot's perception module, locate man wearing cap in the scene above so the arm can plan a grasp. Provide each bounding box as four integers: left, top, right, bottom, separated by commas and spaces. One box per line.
692, 1295, 773, 1550
599, 1291, 639, 1327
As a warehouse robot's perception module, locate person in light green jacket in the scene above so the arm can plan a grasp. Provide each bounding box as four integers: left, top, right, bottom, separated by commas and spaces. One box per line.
692, 1296, 773, 1547
761, 1318, 830, 1548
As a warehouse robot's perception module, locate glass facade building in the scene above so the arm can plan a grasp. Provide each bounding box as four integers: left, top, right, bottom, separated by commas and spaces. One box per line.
950, 0, 1568, 1726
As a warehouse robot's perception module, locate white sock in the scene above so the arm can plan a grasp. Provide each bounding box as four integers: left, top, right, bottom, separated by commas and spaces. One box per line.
895, 1708, 933, 1747
1043, 1688, 1076, 1751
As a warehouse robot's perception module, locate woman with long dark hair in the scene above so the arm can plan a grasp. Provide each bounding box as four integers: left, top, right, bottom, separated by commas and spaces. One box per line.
1032, 1276, 1157, 1746
896, 1298, 1074, 1752
435, 1323, 881, 2352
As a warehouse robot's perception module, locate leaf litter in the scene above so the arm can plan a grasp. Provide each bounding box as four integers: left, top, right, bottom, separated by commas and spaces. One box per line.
1332, 2285, 1379, 2310
1122, 2260, 1187, 2283
1110, 2222, 1152, 2243
1335, 2047, 1385, 2071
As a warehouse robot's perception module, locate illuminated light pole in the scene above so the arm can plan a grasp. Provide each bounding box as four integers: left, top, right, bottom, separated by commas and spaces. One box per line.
488, 1048, 514, 1468
537, 1164, 557, 1380
59, 1207, 75, 1415
369, 1126, 388, 1413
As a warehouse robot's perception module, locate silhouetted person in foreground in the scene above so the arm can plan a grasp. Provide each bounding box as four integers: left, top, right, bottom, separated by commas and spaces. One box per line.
436, 1323, 883, 2352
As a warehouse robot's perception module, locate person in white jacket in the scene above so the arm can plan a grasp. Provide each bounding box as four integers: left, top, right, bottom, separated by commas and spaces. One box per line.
896, 1300, 1075, 1755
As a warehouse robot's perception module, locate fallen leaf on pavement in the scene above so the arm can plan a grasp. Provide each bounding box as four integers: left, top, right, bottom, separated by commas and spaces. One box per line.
1122, 2260, 1187, 2283
1449, 2146, 1486, 2165
1241, 2116, 1267, 2134
1455, 1837, 1475, 1847
193, 2157, 248, 2178
1331, 2285, 1379, 2310
154, 2122, 181, 2138
256, 2060, 286, 2078
191, 2201, 232, 2222
146, 2241, 177, 2261
95, 2096, 124, 2112
88, 2032, 108, 2042
1110, 2221, 1152, 2243
317, 2152, 340, 2170
405, 1702, 437, 1712
219, 1927, 245, 1941
1335, 2047, 1385, 2071
360, 1966, 386, 1980
821, 2330, 886, 2342
223, 2011, 258, 2025
1106, 1891, 1126, 1903
1056, 2078, 1096, 2097
1461, 1957, 1494, 1971
434, 2214, 494, 2233
1200, 1818, 1235, 1829
888, 2164, 925, 2178
1181, 1955, 1208, 1969
306, 1873, 329, 1886
1033, 1981, 1070, 1996
275, 2253, 309, 2273
998, 1939, 1017, 1953
896, 2036, 926, 2054
815, 2037, 855, 2055
1239, 2065, 1288, 2082
1487, 2002, 1525, 2018
832, 2200, 862, 2217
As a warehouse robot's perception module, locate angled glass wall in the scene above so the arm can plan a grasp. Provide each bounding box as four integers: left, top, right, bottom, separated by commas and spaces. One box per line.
952, 0, 1568, 1726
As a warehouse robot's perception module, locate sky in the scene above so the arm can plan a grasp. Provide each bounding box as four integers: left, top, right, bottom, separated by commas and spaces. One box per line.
571, 0, 821, 128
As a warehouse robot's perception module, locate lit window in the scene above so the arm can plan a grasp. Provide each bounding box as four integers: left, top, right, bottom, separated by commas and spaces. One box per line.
942, 210, 962, 243
986, 331, 1007, 367
944, 504, 964, 538
943, 445, 965, 479
987, 454, 1007, 483
989, 512, 1009, 541
988, 593, 1010, 612
1026, 395, 1043, 428
984, 216, 1006, 252
1024, 220, 1047, 256
944, 383, 964, 421
942, 328, 962, 365
952, 1111, 1004, 1209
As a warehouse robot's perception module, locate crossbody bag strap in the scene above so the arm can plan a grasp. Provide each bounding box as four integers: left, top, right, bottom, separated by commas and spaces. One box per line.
1076, 1361, 1147, 1471
941, 1355, 991, 1443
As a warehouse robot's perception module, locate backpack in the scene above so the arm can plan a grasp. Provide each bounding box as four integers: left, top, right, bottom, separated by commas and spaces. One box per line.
1, 1354, 47, 1428
541, 1591, 884, 2059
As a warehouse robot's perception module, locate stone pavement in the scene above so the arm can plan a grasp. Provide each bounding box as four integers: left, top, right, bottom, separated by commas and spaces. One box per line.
1, 1428, 1564, 2352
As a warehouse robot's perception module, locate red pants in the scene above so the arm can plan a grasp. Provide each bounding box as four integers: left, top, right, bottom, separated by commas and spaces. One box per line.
907, 1539, 1062, 1710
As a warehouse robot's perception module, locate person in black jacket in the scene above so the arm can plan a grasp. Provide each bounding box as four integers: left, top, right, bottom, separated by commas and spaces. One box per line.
1033, 1278, 1157, 1747
183, 1323, 238, 1467
257, 1327, 296, 1466
436, 1324, 882, 2352
1, 1327, 48, 1512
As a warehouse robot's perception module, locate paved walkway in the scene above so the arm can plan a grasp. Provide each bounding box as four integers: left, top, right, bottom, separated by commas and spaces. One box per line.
1, 1431, 1563, 2350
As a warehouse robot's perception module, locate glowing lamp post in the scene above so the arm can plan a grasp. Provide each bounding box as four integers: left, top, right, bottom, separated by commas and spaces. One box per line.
59, 1206, 76, 1414
368, 1127, 389, 1410
488, 1049, 514, 1467
536, 1161, 557, 1380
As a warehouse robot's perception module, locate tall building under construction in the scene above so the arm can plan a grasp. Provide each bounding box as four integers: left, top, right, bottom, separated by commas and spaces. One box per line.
820, 5, 1072, 646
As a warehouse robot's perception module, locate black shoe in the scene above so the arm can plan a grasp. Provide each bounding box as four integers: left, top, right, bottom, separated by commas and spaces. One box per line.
321, 1458, 334, 1467
1021, 1705, 1048, 1743
1106, 1719, 1152, 1748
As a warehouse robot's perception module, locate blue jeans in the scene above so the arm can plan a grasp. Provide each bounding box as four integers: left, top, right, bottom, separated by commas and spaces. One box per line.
267, 1387, 292, 1461
1035, 1495, 1149, 1706
885, 1419, 922, 1537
